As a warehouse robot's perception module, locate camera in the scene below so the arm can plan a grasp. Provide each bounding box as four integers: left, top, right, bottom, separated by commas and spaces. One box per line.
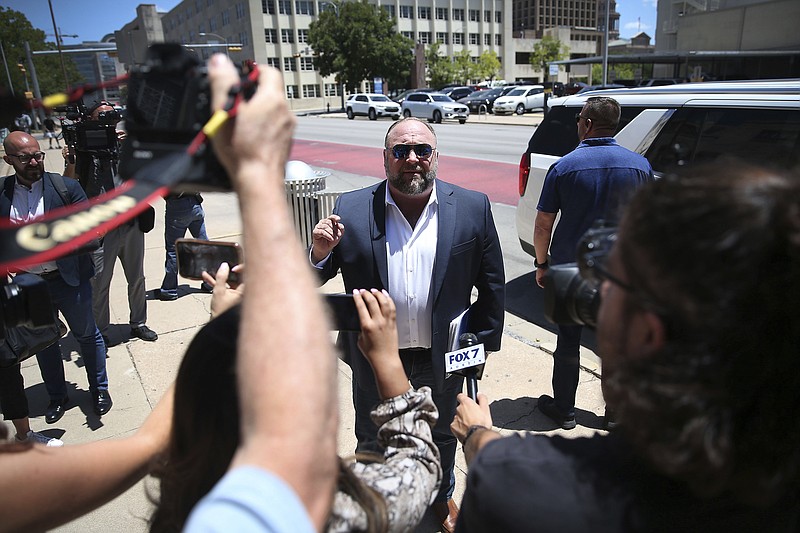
119, 43, 248, 192
0, 274, 56, 341
542, 264, 600, 328
56, 103, 120, 157
542, 222, 618, 329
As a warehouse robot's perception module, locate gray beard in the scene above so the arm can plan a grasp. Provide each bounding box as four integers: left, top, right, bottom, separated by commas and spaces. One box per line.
388, 167, 437, 195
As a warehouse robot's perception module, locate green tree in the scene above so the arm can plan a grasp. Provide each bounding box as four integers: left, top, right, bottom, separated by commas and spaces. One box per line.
0, 7, 83, 99
530, 35, 569, 77
475, 50, 501, 82
453, 49, 476, 85
591, 63, 635, 83
426, 41, 456, 88
307, 0, 413, 93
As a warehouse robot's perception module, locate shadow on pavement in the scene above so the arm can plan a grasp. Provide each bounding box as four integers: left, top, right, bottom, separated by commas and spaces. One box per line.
505, 272, 598, 354
490, 396, 605, 432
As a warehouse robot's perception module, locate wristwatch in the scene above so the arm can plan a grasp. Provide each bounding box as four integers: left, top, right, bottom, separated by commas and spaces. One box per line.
534, 258, 549, 269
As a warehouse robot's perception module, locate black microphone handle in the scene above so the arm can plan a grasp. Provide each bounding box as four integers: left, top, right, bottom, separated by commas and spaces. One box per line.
466, 369, 478, 401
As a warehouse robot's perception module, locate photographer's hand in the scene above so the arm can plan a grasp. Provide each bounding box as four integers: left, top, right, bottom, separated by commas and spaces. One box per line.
354, 288, 409, 400
202, 262, 245, 318
62, 146, 76, 179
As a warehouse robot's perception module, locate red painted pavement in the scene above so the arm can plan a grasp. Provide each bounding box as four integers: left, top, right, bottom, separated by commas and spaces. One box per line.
290, 139, 519, 206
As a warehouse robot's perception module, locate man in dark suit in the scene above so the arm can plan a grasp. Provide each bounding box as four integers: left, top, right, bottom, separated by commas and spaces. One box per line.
2, 131, 111, 422
311, 118, 505, 532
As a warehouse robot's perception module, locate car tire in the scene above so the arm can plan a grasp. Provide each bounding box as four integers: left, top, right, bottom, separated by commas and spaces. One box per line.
403, 109, 412, 118
392, 115, 400, 121
515, 104, 525, 115
459, 119, 466, 124
368, 108, 377, 121
433, 110, 442, 124
346, 108, 354, 120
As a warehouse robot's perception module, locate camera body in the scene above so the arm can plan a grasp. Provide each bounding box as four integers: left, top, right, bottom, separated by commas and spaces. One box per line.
57, 103, 120, 156
0, 274, 55, 341
119, 43, 240, 192
542, 264, 599, 328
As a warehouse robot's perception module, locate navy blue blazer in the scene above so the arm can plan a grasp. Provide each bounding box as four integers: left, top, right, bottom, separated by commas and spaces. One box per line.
318, 179, 505, 387
1, 172, 94, 286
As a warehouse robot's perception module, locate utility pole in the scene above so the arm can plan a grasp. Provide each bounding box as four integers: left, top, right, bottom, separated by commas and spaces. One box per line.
602, 0, 610, 85
48, 0, 71, 90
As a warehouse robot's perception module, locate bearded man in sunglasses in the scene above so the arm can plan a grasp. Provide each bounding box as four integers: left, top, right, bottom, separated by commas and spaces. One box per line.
533, 96, 653, 431
311, 117, 505, 532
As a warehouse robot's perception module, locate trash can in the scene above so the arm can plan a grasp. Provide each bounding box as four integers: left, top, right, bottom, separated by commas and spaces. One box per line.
284, 161, 330, 248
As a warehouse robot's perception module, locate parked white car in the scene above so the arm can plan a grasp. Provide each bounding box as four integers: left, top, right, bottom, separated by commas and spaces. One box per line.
492, 85, 545, 115
401, 93, 469, 124
515, 79, 800, 258
346, 93, 401, 120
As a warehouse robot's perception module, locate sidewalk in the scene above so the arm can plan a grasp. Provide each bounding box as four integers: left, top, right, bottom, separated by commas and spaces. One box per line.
2, 133, 603, 532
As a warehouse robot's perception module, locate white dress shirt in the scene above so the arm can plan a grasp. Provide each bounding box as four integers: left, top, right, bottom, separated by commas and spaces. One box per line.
9, 177, 59, 273
384, 184, 438, 349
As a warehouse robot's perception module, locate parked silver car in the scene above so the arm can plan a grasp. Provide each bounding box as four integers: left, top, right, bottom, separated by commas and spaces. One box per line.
346, 93, 400, 120
401, 93, 469, 124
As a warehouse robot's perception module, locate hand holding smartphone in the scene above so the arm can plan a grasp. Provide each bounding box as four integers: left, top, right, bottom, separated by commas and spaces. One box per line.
176, 239, 243, 285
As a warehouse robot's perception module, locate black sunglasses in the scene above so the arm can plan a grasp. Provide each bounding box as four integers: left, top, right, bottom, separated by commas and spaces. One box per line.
390, 143, 434, 160
575, 113, 590, 123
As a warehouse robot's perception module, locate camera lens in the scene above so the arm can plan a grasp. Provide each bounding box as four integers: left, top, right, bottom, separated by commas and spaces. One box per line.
542, 264, 600, 328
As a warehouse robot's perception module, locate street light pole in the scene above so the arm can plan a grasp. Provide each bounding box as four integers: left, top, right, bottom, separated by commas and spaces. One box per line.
47, 0, 71, 90
199, 32, 229, 57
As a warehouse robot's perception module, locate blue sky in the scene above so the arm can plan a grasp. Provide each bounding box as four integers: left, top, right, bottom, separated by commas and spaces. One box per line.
3, 0, 658, 43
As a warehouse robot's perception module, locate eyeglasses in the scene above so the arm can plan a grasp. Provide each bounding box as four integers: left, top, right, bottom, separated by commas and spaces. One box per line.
575, 113, 590, 123
390, 144, 434, 160
7, 152, 46, 164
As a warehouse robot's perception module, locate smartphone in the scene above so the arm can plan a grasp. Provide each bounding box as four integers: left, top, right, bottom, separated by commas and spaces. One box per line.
176, 239, 242, 284
325, 294, 361, 331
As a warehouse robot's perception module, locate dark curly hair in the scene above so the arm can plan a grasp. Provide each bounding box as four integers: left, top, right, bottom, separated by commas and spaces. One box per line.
603, 161, 800, 506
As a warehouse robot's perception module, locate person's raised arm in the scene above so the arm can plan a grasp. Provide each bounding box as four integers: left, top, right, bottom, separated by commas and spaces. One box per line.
206, 54, 338, 529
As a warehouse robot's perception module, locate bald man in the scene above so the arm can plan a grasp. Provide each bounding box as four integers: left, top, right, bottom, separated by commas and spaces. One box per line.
2, 131, 111, 421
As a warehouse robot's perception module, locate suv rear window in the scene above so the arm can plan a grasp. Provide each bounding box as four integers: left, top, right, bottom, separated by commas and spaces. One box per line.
645, 108, 800, 173
527, 106, 647, 157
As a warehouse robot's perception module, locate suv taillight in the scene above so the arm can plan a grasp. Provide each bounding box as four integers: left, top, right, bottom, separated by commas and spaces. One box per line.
518, 152, 530, 196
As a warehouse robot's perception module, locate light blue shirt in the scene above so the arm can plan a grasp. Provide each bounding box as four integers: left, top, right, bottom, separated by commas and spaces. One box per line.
184, 466, 316, 533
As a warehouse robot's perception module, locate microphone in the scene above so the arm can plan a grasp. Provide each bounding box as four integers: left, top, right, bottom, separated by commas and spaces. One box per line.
445, 332, 486, 401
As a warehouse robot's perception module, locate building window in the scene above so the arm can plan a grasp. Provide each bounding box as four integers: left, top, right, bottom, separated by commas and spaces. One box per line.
484, 10, 491, 22
418, 6, 430, 19
399, 5, 413, 18
265, 29, 277, 42
382, 5, 396, 18
324, 83, 339, 97
239, 31, 249, 45
196, 0, 203, 12
279, 0, 291, 14
401, 31, 413, 40
286, 85, 299, 99
495, 34, 502, 46
298, 29, 309, 43
300, 56, 315, 71
284, 57, 297, 71
262, 0, 275, 14
453, 32, 464, 45
295, 0, 315, 15
495, 11, 502, 23
207, 0, 214, 5
267, 57, 280, 68
221, 9, 230, 25
236, 2, 246, 18
469, 9, 479, 21
281, 29, 294, 43
435, 7, 448, 20
484, 34, 491, 45
209, 16, 217, 31
453, 8, 464, 21
419, 31, 431, 44
436, 32, 448, 44
469, 33, 479, 45
303, 84, 321, 98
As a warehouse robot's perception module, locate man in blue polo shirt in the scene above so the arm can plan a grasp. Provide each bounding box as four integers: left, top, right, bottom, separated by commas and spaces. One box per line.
533, 96, 653, 430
